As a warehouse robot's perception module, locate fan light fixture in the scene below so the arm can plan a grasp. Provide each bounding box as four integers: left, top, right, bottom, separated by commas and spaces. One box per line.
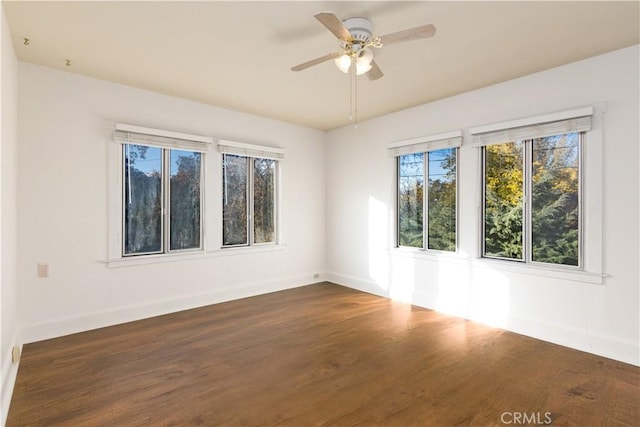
334, 48, 374, 75
291, 12, 437, 126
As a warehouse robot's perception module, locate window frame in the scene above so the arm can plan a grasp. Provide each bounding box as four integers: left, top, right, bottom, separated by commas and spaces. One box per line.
390, 131, 462, 254
121, 144, 204, 257
480, 141, 525, 262
251, 157, 279, 246
396, 152, 426, 249
167, 149, 205, 253
221, 153, 279, 249
426, 148, 459, 252
469, 106, 602, 279
480, 133, 583, 268
108, 123, 211, 265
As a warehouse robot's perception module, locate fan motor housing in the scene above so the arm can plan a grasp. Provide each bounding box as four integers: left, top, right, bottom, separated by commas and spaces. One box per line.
342, 17, 373, 43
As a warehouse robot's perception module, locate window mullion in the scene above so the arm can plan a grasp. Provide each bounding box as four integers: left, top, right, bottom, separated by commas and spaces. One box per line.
395, 157, 401, 248
163, 149, 170, 253
423, 151, 428, 250
578, 133, 584, 268
199, 153, 205, 251
247, 157, 253, 246
523, 140, 531, 263
481, 147, 487, 258
121, 144, 127, 257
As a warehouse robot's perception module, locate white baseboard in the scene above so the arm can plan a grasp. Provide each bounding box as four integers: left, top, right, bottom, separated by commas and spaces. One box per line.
326, 271, 640, 367
325, 271, 389, 298
1, 335, 20, 426
21, 273, 323, 345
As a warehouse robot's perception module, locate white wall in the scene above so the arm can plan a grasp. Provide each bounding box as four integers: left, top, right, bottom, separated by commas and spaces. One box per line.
0, 3, 20, 424
325, 45, 639, 366
9, 32, 639, 414
17, 62, 326, 343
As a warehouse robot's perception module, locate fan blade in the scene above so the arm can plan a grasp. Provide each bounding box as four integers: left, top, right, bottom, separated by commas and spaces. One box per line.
367, 60, 384, 81
315, 12, 352, 42
291, 52, 341, 72
379, 24, 436, 46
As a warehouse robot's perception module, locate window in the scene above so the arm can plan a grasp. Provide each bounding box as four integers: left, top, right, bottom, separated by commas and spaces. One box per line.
218, 140, 283, 248
427, 149, 457, 251
222, 154, 277, 246
123, 145, 203, 255
482, 133, 581, 266
390, 132, 461, 252
398, 153, 424, 247
474, 111, 591, 268
114, 124, 210, 258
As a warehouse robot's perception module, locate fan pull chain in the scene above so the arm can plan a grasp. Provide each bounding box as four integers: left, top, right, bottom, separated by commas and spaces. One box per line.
354, 63, 358, 128
348, 58, 358, 128
349, 63, 353, 122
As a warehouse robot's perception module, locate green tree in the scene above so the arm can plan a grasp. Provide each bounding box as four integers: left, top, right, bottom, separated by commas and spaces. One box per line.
398, 153, 424, 247
484, 142, 524, 259
170, 152, 201, 250
531, 134, 579, 265
253, 158, 276, 243
124, 145, 162, 254
428, 149, 456, 251
223, 154, 248, 245
484, 134, 580, 265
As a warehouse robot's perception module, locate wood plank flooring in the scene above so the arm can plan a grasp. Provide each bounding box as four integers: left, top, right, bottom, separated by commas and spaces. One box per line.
8, 283, 640, 426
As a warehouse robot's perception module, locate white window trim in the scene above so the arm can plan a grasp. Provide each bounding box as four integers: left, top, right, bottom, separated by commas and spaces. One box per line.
386, 248, 605, 285
217, 140, 284, 250
470, 104, 606, 284
218, 139, 284, 160
388, 130, 462, 157
108, 130, 287, 266
469, 106, 593, 144
107, 123, 211, 267
390, 130, 462, 253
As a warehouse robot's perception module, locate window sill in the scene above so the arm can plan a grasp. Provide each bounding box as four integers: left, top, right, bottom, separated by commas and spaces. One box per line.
105, 250, 207, 268
387, 248, 605, 285
470, 257, 605, 285
206, 244, 286, 257
104, 244, 286, 268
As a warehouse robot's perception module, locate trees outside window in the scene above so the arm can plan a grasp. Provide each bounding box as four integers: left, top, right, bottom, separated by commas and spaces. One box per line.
222, 154, 277, 247
398, 153, 424, 248
397, 148, 457, 251
253, 158, 276, 244
124, 144, 202, 256
427, 149, 457, 251
483, 132, 580, 266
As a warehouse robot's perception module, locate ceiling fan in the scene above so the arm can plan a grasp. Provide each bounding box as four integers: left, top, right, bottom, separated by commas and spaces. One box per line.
291, 12, 437, 80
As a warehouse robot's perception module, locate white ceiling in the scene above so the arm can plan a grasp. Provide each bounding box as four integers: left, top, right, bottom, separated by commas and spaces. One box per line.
4, 1, 639, 131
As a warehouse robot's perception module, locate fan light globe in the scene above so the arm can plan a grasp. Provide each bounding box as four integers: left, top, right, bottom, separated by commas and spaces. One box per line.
335, 54, 352, 73
335, 48, 374, 75
356, 62, 372, 75
356, 48, 373, 75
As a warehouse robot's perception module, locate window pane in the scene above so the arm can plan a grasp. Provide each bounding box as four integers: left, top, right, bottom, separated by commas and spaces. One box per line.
428, 149, 456, 251
531, 133, 580, 266
398, 153, 424, 248
124, 144, 162, 255
170, 150, 201, 250
222, 154, 248, 246
484, 142, 524, 260
253, 158, 276, 244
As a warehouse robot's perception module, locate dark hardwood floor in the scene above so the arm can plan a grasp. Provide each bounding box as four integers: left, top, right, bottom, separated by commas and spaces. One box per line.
8, 283, 640, 426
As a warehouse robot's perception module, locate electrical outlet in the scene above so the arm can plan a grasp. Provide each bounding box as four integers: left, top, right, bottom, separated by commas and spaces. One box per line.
37, 263, 49, 278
